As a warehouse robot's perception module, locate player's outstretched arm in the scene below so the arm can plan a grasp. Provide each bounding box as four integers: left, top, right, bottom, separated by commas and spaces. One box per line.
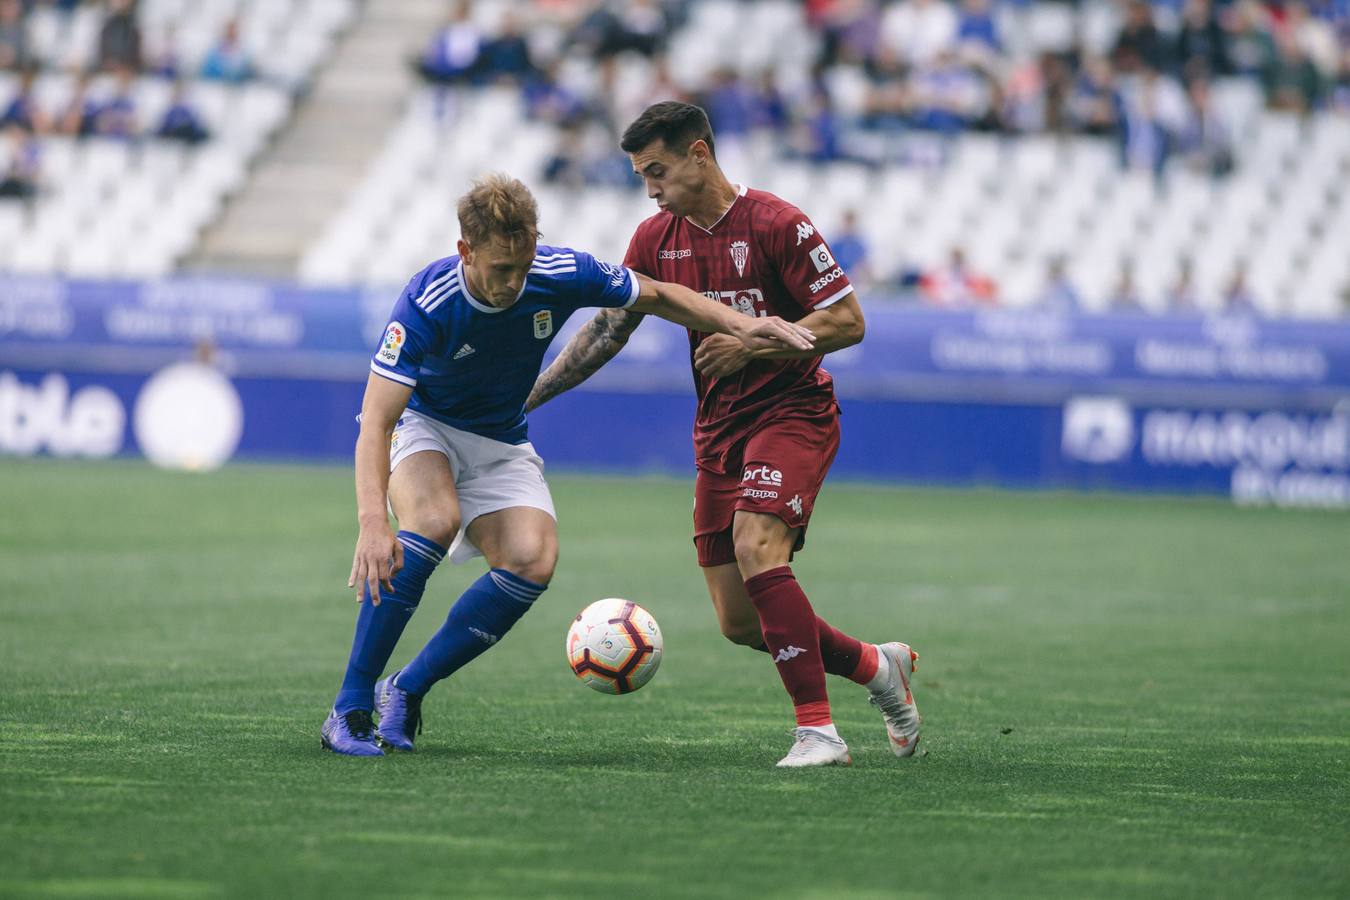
525, 306, 646, 412
694, 292, 865, 379
349, 372, 412, 606
631, 274, 817, 353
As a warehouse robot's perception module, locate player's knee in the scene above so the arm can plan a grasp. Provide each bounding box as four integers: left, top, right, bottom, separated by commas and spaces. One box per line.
498, 541, 557, 588
404, 508, 460, 548
732, 532, 781, 576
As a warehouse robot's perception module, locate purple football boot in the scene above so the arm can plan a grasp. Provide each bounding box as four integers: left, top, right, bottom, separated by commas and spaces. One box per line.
321, 708, 384, 757
374, 672, 422, 752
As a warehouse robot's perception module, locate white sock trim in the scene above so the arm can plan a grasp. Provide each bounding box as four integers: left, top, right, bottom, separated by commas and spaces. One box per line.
866, 645, 891, 692
800, 723, 841, 741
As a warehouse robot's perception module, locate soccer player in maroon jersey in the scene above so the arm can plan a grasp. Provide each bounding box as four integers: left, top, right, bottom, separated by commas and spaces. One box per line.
528, 102, 920, 767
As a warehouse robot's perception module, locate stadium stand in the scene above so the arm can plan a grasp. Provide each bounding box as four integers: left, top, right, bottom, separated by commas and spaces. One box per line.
2, 0, 1345, 317
0, 0, 355, 279
297, 0, 1349, 317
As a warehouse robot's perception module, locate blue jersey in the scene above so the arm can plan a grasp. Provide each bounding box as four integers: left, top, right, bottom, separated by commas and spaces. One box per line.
370, 245, 639, 444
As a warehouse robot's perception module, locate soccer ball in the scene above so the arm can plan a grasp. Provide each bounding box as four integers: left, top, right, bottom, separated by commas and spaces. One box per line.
566, 599, 663, 694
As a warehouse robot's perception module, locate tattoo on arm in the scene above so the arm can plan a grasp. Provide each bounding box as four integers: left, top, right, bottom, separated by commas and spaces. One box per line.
526, 308, 645, 411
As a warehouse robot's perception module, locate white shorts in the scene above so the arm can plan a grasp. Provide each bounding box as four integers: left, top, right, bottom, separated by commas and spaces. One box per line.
389, 409, 556, 565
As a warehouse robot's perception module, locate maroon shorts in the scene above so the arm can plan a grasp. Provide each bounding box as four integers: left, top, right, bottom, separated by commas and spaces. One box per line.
692, 408, 841, 568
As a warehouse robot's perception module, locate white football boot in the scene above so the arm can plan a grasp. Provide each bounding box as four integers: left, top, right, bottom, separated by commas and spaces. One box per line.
776, 727, 853, 768
869, 642, 921, 757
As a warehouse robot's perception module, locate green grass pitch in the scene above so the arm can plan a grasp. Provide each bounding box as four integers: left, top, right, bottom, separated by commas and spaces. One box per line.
1, 458, 1347, 898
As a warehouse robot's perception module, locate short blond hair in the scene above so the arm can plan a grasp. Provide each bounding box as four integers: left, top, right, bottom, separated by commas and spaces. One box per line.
457, 173, 540, 250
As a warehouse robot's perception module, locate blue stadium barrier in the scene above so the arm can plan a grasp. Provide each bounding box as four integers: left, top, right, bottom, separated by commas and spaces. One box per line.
2, 276, 1348, 507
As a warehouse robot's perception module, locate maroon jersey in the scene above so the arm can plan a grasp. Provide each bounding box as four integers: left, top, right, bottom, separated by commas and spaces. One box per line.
623, 185, 854, 472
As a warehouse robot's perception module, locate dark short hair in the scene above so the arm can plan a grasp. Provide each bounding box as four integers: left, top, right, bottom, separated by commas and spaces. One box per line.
620, 101, 716, 159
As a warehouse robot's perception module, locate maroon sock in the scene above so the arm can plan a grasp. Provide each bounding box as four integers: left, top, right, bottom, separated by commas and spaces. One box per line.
817, 617, 875, 683
743, 566, 831, 726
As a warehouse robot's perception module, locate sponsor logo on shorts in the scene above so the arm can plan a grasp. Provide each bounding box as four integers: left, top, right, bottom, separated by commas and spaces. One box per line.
742, 464, 783, 486
378, 321, 405, 365
808, 243, 837, 273
774, 645, 807, 663
809, 267, 844, 294
533, 310, 553, 339
658, 248, 692, 260
741, 488, 779, 500
787, 494, 803, 516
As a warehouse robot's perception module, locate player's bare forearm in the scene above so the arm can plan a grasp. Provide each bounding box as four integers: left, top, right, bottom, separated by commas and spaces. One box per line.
632, 275, 816, 352
525, 307, 645, 411
752, 293, 865, 359
354, 373, 411, 526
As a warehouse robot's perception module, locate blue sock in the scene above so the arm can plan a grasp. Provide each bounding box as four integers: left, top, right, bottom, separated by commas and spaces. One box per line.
333, 531, 446, 714
395, 568, 547, 696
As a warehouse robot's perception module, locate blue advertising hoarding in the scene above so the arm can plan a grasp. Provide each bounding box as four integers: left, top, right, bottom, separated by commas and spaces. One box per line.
2, 276, 1348, 507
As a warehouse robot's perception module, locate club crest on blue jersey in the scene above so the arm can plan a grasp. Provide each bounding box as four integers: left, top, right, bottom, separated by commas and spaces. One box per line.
533, 310, 553, 339
379, 322, 406, 365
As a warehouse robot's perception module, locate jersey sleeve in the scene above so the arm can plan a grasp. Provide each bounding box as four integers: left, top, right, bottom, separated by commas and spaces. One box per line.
369, 271, 448, 388
561, 249, 641, 311
765, 206, 855, 311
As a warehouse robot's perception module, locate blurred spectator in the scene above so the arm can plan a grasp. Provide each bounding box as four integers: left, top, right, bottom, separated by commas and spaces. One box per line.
1287, 1, 1340, 81
0, 0, 30, 72
542, 121, 587, 189
1112, 0, 1165, 74
750, 68, 790, 132
572, 0, 669, 59
98, 0, 143, 73
1071, 56, 1123, 136
1223, 263, 1260, 314
700, 67, 757, 144
1167, 258, 1200, 312
57, 75, 97, 137
1264, 28, 1326, 112
880, 0, 958, 67
157, 81, 210, 145
145, 23, 182, 79
921, 247, 997, 307
477, 11, 536, 83
1179, 76, 1233, 176
523, 61, 588, 126
1, 67, 50, 134
1224, 1, 1277, 78
0, 122, 39, 199
830, 209, 872, 288
201, 19, 254, 83
955, 0, 1000, 61
911, 50, 986, 134
1174, 0, 1227, 78
1110, 261, 1146, 312
88, 66, 138, 139
1041, 257, 1082, 311
416, 2, 483, 84
1119, 69, 1187, 175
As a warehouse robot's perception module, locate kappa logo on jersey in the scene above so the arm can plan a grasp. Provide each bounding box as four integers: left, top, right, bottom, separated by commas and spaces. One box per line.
774, 645, 807, 663
596, 260, 628, 288
378, 322, 406, 365
658, 248, 692, 260
729, 240, 750, 277
809, 267, 845, 294
808, 243, 837, 273
704, 288, 767, 318
795, 221, 815, 245
453, 343, 476, 359
533, 310, 553, 339
742, 464, 783, 486
787, 495, 803, 516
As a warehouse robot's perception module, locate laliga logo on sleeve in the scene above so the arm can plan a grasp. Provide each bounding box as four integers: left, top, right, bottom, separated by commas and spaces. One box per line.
379, 322, 405, 365
808, 243, 837, 273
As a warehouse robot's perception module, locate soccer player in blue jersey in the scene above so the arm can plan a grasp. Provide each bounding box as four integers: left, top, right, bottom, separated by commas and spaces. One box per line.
322, 173, 815, 756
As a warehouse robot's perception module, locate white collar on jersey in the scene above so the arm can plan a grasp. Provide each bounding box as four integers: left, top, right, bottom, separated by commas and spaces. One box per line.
456, 259, 527, 313
686, 183, 748, 234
